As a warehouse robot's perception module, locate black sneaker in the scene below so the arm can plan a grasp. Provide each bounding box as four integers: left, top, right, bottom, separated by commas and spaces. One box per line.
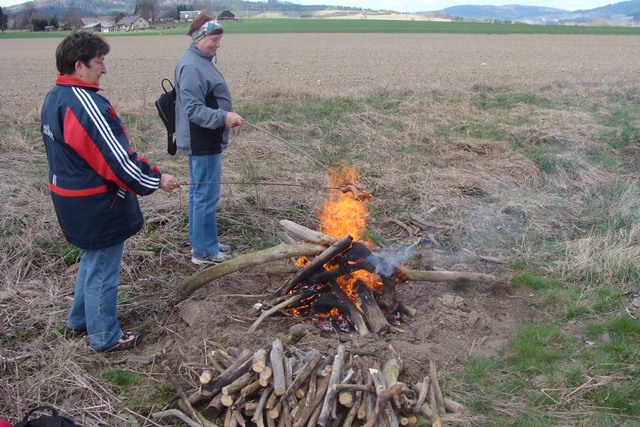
100, 331, 142, 352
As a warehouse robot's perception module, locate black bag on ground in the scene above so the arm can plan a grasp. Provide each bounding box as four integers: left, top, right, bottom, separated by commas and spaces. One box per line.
155, 78, 177, 156
12, 405, 76, 427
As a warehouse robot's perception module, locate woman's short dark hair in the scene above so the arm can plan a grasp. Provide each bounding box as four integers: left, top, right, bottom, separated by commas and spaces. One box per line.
56, 31, 110, 75
188, 11, 223, 37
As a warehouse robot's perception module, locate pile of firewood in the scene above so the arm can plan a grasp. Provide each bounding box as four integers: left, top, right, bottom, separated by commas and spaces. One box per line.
153, 339, 464, 427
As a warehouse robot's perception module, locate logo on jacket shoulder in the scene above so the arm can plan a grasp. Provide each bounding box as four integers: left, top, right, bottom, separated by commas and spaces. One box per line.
43, 124, 54, 140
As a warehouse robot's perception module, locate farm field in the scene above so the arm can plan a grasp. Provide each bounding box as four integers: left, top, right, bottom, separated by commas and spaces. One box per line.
2, 33, 640, 119
1, 32, 640, 426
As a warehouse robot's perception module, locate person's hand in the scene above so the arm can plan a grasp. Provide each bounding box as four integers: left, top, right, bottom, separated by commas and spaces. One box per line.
160, 174, 180, 192
225, 112, 244, 128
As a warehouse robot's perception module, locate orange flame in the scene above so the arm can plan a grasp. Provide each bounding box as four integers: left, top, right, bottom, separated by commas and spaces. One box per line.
288, 165, 383, 330
317, 166, 368, 241
318, 165, 382, 299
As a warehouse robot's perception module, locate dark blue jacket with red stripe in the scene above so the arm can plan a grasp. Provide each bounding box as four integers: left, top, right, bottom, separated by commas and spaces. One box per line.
41, 74, 161, 250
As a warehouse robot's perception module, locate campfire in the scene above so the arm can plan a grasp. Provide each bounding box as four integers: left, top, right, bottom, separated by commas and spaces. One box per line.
174, 167, 498, 325
165, 167, 499, 426
256, 166, 415, 336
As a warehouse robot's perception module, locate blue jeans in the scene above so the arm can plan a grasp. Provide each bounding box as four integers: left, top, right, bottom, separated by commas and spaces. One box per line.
67, 242, 124, 351
189, 153, 222, 257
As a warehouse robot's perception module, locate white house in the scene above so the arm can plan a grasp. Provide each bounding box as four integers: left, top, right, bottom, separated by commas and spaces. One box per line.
114, 15, 150, 31
179, 11, 201, 22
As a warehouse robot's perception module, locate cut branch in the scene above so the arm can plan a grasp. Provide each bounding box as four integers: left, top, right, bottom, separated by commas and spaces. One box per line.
398, 267, 496, 283
175, 243, 326, 302
248, 290, 314, 333
269, 234, 353, 300
317, 344, 345, 427
279, 219, 338, 245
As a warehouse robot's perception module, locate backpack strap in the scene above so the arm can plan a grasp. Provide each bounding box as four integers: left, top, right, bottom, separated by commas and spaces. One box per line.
161, 78, 174, 94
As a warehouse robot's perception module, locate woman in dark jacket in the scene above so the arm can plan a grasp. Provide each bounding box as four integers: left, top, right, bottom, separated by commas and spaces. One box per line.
174, 12, 244, 265
41, 32, 180, 352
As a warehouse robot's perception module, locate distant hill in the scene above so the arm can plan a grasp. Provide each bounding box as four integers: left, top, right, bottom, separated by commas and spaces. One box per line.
2, 0, 640, 26
437, 0, 640, 25
439, 5, 567, 21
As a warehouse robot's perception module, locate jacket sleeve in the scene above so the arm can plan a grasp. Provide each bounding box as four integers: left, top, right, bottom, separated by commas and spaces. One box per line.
62, 87, 161, 196
176, 63, 227, 130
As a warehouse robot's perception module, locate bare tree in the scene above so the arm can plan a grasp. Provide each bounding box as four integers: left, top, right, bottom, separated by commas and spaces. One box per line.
135, 0, 159, 22
62, 6, 82, 30
23, 1, 36, 18
0, 8, 8, 33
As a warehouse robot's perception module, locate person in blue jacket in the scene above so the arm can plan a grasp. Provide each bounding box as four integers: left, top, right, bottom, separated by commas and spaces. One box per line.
174, 12, 244, 265
41, 31, 181, 352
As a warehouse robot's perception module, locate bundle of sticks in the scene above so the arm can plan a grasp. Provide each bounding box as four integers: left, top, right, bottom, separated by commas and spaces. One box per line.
153, 339, 464, 427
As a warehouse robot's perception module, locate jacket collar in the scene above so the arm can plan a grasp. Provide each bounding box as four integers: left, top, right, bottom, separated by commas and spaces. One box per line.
190, 42, 215, 61
56, 73, 102, 91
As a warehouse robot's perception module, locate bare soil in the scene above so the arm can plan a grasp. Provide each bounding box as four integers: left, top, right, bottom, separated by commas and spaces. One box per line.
1, 33, 638, 424
2, 33, 640, 119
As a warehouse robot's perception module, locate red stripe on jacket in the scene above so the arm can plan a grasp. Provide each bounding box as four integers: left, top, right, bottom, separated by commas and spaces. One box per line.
49, 183, 109, 197
62, 106, 135, 193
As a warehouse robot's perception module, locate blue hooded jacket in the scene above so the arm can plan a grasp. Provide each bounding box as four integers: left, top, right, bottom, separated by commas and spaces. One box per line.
41, 74, 161, 250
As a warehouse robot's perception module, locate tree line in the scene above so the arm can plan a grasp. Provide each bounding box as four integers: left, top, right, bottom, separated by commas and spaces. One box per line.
1, 0, 363, 32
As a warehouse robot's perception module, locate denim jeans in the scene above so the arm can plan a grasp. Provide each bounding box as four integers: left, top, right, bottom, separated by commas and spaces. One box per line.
188, 153, 222, 257
67, 242, 124, 351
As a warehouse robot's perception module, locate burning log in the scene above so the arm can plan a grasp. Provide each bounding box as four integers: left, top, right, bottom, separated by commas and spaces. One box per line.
355, 282, 389, 334
270, 234, 353, 299
329, 279, 369, 337
248, 289, 316, 334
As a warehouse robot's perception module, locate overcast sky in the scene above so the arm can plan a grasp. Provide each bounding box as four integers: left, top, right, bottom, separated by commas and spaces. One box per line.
0, 0, 622, 14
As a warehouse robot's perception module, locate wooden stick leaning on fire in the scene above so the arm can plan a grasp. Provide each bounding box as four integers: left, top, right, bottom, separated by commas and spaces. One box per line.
155, 340, 467, 426
173, 218, 497, 306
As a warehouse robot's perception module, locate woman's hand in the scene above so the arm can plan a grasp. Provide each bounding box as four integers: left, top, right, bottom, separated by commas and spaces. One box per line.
225, 112, 244, 128
160, 174, 180, 192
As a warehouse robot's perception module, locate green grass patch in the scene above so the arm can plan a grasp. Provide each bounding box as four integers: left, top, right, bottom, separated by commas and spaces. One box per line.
512, 272, 564, 291
5, 18, 640, 42
599, 106, 640, 149
51, 244, 83, 267
101, 369, 138, 388
521, 143, 577, 175
472, 92, 557, 110
507, 324, 574, 374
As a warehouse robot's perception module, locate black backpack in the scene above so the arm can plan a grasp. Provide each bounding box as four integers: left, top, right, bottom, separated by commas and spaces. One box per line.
155, 78, 177, 156
12, 405, 76, 427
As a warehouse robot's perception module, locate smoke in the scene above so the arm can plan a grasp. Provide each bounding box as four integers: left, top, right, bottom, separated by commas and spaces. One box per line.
366, 243, 415, 277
